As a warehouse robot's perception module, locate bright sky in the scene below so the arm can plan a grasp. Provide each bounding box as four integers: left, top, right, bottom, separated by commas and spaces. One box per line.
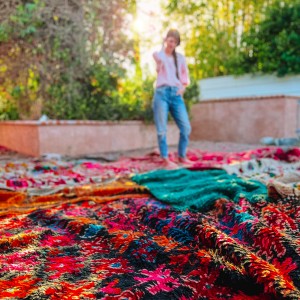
134, 0, 162, 75
134, 0, 182, 76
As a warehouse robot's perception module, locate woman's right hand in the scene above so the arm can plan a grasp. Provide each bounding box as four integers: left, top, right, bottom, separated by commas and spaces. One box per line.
153, 52, 162, 72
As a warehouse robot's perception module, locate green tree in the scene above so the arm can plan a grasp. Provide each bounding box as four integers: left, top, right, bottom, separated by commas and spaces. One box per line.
164, 0, 281, 79
0, 0, 87, 119
233, 1, 300, 76
0, 0, 137, 120
0, 0, 194, 121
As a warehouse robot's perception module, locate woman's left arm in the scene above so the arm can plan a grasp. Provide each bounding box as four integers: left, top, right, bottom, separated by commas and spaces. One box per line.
181, 56, 190, 87
177, 56, 190, 96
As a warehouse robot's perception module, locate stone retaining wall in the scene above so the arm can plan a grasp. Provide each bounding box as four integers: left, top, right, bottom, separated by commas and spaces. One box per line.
0, 120, 179, 157
190, 95, 300, 144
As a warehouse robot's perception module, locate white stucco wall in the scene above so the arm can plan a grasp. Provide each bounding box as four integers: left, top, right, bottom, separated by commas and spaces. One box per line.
199, 74, 300, 100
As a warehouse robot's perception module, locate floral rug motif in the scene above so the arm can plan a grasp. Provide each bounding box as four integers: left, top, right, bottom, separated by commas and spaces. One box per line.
0, 147, 300, 299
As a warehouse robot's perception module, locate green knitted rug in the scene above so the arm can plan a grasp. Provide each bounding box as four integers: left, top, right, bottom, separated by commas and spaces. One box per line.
132, 168, 269, 211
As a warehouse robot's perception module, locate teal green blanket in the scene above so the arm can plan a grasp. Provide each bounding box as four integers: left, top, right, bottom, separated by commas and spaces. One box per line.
132, 169, 268, 211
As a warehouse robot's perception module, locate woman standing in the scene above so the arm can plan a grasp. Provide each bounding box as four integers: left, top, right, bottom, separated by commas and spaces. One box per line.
153, 29, 192, 168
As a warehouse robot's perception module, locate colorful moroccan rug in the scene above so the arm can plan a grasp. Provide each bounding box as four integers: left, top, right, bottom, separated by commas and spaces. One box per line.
1, 147, 300, 299
1, 146, 299, 194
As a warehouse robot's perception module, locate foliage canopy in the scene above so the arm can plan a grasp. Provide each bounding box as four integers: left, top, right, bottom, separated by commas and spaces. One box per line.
0, 0, 298, 120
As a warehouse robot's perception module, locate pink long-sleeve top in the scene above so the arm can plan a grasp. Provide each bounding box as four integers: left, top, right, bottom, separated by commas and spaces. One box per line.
153, 49, 190, 89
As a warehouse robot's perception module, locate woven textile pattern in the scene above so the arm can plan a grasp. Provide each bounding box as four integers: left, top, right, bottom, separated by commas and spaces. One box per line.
1, 147, 299, 193
132, 169, 268, 211
1, 180, 300, 299
1, 147, 300, 299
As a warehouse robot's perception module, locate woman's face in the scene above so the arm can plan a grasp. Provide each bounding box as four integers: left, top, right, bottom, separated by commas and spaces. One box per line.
165, 36, 178, 52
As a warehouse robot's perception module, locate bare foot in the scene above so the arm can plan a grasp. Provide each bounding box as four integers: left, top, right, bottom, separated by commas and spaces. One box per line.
159, 158, 178, 170
178, 157, 194, 167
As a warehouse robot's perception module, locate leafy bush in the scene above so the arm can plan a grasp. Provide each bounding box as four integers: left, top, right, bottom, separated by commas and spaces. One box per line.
0, 1, 198, 122
43, 64, 156, 121
184, 76, 200, 113
0, 0, 137, 121
0, 97, 19, 120
232, 1, 300, 76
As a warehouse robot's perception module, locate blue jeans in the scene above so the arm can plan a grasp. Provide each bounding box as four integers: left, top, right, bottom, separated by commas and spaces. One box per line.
153, 86, 191, 159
